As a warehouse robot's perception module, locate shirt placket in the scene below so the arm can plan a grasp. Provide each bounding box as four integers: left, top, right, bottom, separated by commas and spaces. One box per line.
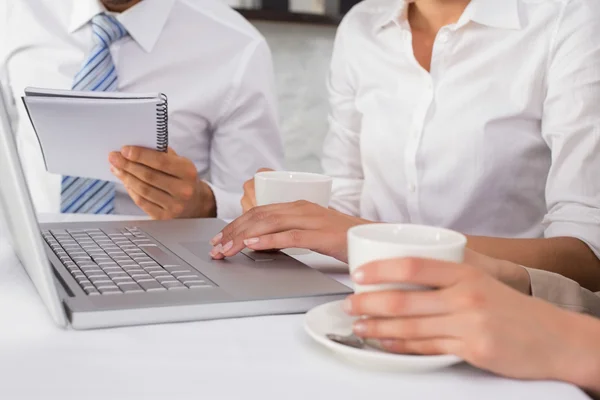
402, 25, 453, 224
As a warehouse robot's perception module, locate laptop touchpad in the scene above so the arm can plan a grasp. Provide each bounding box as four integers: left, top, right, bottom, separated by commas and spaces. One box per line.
181, 242, 276, 263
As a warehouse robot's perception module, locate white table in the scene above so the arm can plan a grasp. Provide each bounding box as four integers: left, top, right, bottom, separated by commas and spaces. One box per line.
0, 215, 588, 400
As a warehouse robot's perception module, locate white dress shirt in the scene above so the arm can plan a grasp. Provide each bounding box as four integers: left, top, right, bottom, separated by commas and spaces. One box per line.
0, 0, 284, 220
323, 0, 600, 256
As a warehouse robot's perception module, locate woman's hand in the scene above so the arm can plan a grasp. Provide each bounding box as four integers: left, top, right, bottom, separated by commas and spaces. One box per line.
210, 201, 370, 262
345, 258, 600, 391
240, 168, 273, 213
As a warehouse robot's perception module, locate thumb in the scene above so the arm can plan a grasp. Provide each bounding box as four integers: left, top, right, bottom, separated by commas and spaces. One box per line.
257, 167, 274, 173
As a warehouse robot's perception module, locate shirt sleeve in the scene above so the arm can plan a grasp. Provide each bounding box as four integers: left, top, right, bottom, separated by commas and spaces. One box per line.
525, 267, 600, 318
321, 18, 364, 217
541, 0, 600, 257
208, 38, 284, 220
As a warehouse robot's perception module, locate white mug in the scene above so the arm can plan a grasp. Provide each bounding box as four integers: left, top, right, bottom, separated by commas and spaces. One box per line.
254, 171, 332, 207
347, 224, 467, 293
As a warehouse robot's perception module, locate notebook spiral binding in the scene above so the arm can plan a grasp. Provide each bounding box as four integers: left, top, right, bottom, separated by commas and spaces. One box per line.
156, 93, 169, 152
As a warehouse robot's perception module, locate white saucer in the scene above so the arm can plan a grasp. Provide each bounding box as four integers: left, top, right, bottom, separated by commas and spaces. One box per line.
304, 300, 463, 372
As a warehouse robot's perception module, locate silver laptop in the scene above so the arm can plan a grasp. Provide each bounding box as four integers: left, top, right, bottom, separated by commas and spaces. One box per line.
0, 88, 351, 330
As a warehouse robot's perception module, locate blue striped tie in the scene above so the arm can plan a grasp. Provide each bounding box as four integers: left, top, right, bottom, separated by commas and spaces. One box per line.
60, 14, 128, 215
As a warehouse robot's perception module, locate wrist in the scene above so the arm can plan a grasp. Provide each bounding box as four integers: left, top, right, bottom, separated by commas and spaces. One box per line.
512, 264, 532, 295
190, 180, 217, 218
559, 314, 600, 393
495, 261, 532, 295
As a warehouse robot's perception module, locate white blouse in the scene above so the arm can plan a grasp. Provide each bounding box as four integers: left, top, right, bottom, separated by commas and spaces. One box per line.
323, 0, 600, 256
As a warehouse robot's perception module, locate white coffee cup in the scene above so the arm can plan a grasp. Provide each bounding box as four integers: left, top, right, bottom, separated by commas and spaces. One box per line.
347, 224, 467, 293
255, 171, 333, 207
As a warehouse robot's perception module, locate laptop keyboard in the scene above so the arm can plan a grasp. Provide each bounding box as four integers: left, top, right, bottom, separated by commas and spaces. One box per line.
42, 227, 213, 296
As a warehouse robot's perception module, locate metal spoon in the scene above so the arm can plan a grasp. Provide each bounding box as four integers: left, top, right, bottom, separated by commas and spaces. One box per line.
326, 333, 367, 349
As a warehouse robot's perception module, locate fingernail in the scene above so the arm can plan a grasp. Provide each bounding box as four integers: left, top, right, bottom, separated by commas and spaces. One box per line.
121, 146, 131, 158
244, 238, 260, 246
352, 269, 365, 283
110, 166, 122, 177
221, 241, 233, 253
353, 322, 367, 335
109, 153, 119, 165
210, 232, 223, 245
210, 244, 223, 257
343, 298, 353, 314
381, 339, 396, 348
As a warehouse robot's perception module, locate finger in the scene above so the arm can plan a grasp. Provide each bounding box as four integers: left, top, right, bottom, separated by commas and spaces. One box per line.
353, 315, 464, 340
112, 166, 184, 216
124, 184, 169, 220
379, 338, 463, 357
241, 178, 257, 213
346, 290, 451, 318
243, 229, 325, 252
118, 146, 197, 180
219, 214, 323, 258
110, 156, 194, 200
241, 196, 255, 214
210, 201, 311, 246
354, 258, 475, 290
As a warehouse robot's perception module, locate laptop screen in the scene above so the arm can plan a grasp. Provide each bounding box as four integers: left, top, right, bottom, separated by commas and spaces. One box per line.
0, 86, 67, 327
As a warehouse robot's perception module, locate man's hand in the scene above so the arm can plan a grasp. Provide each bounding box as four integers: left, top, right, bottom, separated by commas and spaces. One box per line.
109, 146, 216, 219
241, 167, 273, 212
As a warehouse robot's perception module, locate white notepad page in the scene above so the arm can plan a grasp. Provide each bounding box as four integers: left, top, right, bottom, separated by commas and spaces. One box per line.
23, 94, 162, 183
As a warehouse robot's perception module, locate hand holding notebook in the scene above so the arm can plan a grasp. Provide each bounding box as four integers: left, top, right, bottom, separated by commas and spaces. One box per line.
22, 87, 168, 183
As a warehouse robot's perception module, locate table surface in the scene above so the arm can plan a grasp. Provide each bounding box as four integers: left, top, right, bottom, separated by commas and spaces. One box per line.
0, 214, 588, 400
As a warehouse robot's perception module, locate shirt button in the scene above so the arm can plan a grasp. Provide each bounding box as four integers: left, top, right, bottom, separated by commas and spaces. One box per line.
438, 32, 449, 43
408, 183, 416, 193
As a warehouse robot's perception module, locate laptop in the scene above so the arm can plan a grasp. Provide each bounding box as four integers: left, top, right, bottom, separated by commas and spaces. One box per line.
0, 88, 351, 330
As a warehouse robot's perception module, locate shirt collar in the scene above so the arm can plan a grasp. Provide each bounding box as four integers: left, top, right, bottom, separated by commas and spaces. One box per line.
374, 0, 522, 32
463, 0, 522, 30
68, 0, 177, 53
374, 0, 410, 33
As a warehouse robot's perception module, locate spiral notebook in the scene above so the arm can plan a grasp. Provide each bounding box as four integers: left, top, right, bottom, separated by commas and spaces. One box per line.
22, 87, 168, 183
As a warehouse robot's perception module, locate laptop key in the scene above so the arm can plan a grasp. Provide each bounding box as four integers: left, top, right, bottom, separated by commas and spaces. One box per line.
89, 252, 108, 257
132, 274, 153, 282
99, 262, 119, 268
185, 281, 212, 288
143, 266, 165, 273
89, 275, 109, 281
163, 281, 186, 290
98, 288, 122, 295
156, 277, 178, 284
104, 266, 124, 273
138, 280, 166, 292
163, 265, 184, 270
180, 278, 207, 284
92, 279, 114, 286
173, 273, 200, 280
125, 268, 145, 274
117, 282, 143, 293
80, 264, 100, 270
113, 277, 135, 284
